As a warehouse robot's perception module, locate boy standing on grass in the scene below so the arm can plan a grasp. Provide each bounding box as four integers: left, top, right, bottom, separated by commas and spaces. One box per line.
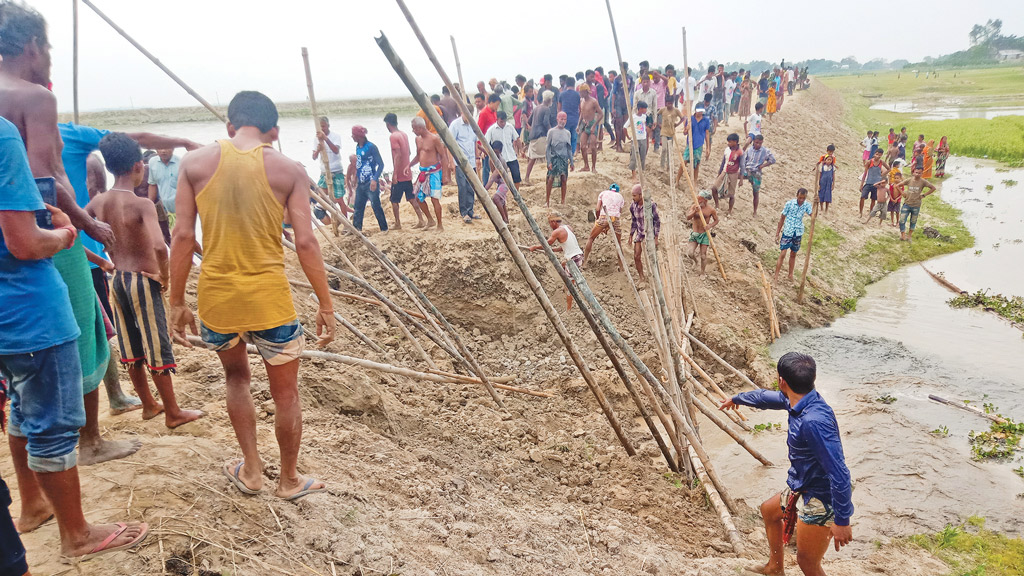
859, 149, 889, 218
887, 160, 905, 227
899, 166, 937, 242
774, 188, 813, 283
87, 133, 204, 429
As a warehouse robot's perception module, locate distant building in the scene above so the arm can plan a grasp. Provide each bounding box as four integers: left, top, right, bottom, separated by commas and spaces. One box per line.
997, 50, 1024, 61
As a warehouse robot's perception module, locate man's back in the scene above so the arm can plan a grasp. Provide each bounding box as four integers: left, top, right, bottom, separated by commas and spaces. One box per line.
184, 138, 296, 333
86, 191, 160, 275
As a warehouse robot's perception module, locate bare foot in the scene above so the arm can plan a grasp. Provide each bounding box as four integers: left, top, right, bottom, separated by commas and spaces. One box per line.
392, 224, 402, 231
61, 521, 149, 559
109, 396, 143, 416
580, 166, 591, 172
142, 403, 164, 421
15, 505, 54, 534
743, 563, 785, 576
425, 221, 436, 229
436, 225, 445, 232
78, 437, 143, 467
165, 409, 204, 429
276, 475, 326, 500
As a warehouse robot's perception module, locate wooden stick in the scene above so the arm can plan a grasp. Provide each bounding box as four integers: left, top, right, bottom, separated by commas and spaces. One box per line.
301, 47, 338, 233
684, 331, 761, 391
688, 446, 745, 554
920, 264, 964, 294
797, 165, 821, 303
308, 293, 385, 355
80, 0, 226, 123
689, 375, 752, 431
757, 261, 781, 340
768, 273, 781, 339
928, 394, 1006, 424
691, 392, 771, 465
679, 26, 727, 281
376, 24, 636, 456
450, 36, 468, 106
288, 280, 426, 320
73, 0, 80, 124
679, 346, 751, 424
183, 336, 546, 398
424, 369, 517, 385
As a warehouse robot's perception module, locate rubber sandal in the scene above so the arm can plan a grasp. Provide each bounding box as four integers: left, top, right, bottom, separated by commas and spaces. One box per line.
284, 478, 327, 501
223, 461, 260, 495
61, 522, 149, 563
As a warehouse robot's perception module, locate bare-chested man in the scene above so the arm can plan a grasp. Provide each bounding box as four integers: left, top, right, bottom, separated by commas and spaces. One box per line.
686, 191, 720, 277
0, 0, 149, 556
410, 117, 446, 232
577, 84, 602, 172
87, 133, 204, 429
170, 91, 336, 500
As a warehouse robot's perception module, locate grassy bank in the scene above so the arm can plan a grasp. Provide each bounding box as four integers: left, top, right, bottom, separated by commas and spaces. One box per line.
820, 68, 1024, 166
910, 517, 1024, 576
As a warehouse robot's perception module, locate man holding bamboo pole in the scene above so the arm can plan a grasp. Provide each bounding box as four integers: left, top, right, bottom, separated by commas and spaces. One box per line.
170, 91, 334, 501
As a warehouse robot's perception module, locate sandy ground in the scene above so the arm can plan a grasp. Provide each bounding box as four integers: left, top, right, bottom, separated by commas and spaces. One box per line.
5, 82, 959, 575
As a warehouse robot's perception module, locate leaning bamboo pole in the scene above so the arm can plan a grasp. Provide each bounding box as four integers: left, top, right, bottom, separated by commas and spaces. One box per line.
689, 393, 771, 465
688, 445, 745, 554
376, 29, 636, 456
73, 0, 80, 124
80, 0, 226, 123
685, 331, 762, 391
797, 165, 822, 303
301, 48, 338, 235
688, 375, 752, 431
308, 293, 385, 355
757, 261, 781, 340
288, 280, 427, 320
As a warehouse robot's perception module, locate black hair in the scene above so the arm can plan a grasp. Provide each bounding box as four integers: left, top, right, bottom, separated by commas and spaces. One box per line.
543, 73, 553, 82
703, 93, 713, 102
0, 1, 46, 58
777, 351, 816, 394
143, 149, 157, 162
487, 94, 501, 104
565, 77, 576, 87
384, 112, 398, 127
826, 144, 835, 152
575, 72, 584, 80
442, 85, 450, 95
621, 61, 628, 69
919, 134, 925, 139
98, 132, 142, 177
755, 102, 764, 111
637, 101, 648, 109
727, 133, 739, 142
665, 64, 675, 72
490, 140, 503, 153
430, 94, 441, 103
639, 60, 649, 68
496, 111, 507, 121
754, 134, 764, 141
515, 74, 526, 83
474, 92, 486, 101
797, 187, 808, 195
707, 65, 715, 74
511, 85, 520, 95
227, 91, 278, 133
585, 69, 594, 76
595, 66, 604, 73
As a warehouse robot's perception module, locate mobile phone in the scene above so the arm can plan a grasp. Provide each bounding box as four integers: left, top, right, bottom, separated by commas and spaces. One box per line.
35, 177, 56, 230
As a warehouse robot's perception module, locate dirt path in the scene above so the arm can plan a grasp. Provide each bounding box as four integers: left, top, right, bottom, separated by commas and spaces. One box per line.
5, 82, 957, 575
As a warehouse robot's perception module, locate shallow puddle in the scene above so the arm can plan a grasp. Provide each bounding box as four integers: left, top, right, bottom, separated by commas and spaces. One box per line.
870, 101, 1024, 121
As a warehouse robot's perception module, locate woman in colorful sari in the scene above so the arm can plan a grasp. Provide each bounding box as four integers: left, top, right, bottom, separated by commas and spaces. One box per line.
766, 84, 777, 119
935, 136, 950, 177
739, 73, 753, 117
775, 72, 785, 111
922, 139, 935, 178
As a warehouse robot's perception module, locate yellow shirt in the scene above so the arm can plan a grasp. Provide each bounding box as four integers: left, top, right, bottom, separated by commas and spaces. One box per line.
195, 140, 296, 333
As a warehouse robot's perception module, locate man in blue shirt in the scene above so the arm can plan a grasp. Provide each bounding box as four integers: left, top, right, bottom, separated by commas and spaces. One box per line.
774, 188, 813, 282
350, 124, 389, 233
557, 78, 581, 162
681, 107, 711, 183
721, 352, 854, 575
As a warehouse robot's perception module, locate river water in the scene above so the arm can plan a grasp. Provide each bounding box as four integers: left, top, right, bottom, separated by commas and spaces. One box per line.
708, 155, 1024, 547
869, 101, 1024, 121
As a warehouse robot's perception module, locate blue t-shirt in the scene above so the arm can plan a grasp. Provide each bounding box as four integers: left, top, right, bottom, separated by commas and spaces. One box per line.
559, 90, 581, 124
690, 115, 711, 149
0, 118, 80, 354
355, 141, 383, 184
58, 122, 110, 269
781, 198, 813, 237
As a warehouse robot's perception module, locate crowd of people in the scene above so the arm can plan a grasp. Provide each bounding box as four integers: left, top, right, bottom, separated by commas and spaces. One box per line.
5, 1, 963, 573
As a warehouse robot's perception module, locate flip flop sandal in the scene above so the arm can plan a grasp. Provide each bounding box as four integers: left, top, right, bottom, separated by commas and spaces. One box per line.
223, 461, 260, 495
62, 522, 149, 563
284, 478, 327, 501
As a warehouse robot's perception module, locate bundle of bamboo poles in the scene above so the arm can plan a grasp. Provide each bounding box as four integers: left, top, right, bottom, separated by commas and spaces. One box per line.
378, 0, 774, 554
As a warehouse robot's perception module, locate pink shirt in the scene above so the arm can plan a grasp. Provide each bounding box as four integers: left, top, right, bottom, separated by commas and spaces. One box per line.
597, 189, 625, 218
390, 130, 412, 183
651, 79, 667, 110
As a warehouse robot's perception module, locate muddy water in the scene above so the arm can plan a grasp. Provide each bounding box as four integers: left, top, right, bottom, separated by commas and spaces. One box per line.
869, 101, 1024, 121
707, 156, 1024, 549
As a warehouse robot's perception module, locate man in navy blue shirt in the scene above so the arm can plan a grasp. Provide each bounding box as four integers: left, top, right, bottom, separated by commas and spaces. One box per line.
557, 78, 581, 164
721, 352, 853, 575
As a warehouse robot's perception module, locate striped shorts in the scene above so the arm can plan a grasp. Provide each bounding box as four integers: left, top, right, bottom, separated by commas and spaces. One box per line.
110, 270, 176, 372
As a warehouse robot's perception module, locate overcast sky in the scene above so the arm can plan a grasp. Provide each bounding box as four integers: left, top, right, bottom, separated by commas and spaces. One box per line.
34, 0, 1023, 113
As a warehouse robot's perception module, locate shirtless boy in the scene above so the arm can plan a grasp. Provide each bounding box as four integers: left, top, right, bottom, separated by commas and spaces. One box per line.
410, 117, 447, 231
577, 84, 602, 172
686, 190, 720, 277
582, 183, 625, 268
529, 212, 584, 311
87, 133, 204, 428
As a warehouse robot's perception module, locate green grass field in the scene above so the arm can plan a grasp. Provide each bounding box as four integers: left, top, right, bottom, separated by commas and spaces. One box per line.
910, 516, 1024, 576
820, 68, 1024, 165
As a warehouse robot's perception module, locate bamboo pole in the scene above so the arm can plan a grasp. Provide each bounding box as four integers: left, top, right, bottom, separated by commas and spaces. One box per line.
678, 27, 727, 281
450, 36, 468, 106
567, 260, 739, 514
376, 27, 636, 457
425, 369, 517, 385
308, 293, 384, 355
688, 445, 745, 554
757, 261, 781, 340
307, 188, 506, 411
690, 393, 771, 465
288, 280, 426, 320
183, 336, 545, 398
797, 165, 821, 303
757, 267, 777, 342
80, 0, 226, 123
689, 374, 752, 431
301, 48, 338, 235
928, 394, 1007, 424
684, 331, 761, 391
72, 0, 80, 124
605, 0, 698, 453
919, 264, 964, 294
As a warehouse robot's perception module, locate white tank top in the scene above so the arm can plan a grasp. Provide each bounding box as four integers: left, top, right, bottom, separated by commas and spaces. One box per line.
560, 225, 584, 261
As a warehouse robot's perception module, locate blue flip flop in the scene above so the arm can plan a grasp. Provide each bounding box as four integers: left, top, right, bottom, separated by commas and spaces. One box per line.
285, 478, 327, 501
223, 461, 260, 495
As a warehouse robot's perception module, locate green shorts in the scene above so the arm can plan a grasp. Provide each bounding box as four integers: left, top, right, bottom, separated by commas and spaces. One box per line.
318, 171, 346, 199
689, 231, 709, 246
683, 145, 704, 165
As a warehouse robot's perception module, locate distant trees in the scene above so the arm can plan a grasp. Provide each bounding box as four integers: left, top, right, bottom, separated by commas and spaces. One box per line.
969, 19, 1003, 46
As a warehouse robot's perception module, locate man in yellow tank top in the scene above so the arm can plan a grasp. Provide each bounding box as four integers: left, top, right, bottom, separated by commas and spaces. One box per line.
169, 91, 336, 500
